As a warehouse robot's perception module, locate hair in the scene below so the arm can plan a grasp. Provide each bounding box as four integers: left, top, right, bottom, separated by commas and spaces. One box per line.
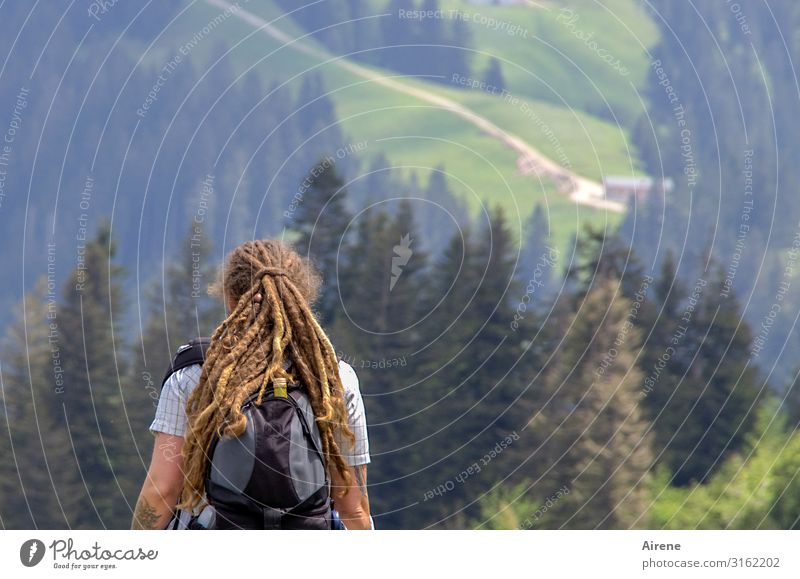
178, 239, 354, 510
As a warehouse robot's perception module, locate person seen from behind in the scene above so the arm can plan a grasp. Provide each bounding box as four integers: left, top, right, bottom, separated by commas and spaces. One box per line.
132, 239, 371, 530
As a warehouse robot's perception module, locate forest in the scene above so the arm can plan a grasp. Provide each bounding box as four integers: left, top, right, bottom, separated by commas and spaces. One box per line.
2, 0, 800, 530
3, 157, 799, 529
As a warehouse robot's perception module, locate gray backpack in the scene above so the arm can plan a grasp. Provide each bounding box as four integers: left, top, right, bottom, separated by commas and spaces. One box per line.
163, 338, 332, 530
206, 380, 331, 529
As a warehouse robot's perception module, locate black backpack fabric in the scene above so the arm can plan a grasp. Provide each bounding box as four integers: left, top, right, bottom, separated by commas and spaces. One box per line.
161, 337, 211, 389
162, 338, 332, 530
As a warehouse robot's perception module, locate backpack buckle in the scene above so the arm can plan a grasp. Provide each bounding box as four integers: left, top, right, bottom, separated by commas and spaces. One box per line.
262, 506, 285, 530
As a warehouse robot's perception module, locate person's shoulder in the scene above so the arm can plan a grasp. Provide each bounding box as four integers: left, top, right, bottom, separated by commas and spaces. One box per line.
163, 363, 203, 395
337, 359, 360, 394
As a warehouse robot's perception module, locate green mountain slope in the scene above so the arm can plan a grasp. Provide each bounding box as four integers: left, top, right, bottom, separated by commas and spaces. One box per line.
158, 0, 656, 244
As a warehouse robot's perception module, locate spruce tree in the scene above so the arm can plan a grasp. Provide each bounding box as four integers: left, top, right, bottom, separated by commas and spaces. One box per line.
139, 220, 219, 358
290, 159, 353, 325
129, 222, 219, 456
639, 250, 688, 459
542, 277, 653, 528
56, 223, 135, 528
483, 57, 506, 93
0, 284, 82, 528
567, 224, 646, 300
420, 166, 470, 257
384, 199, 429, 350
661, 264, 762, 485
518, 203, 554, 293
425, 207, 524, 524
330, 204, 399, 523
468, 207, 524, 439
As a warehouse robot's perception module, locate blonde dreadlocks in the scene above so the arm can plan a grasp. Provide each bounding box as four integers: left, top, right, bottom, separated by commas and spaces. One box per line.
178, 239, 355, 511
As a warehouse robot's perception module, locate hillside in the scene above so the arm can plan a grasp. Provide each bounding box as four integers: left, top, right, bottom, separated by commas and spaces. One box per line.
0, 0, 659, 334
161, 0, 656, 242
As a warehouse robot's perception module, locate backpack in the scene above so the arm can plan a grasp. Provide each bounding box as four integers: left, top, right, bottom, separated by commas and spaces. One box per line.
161, 337, 333, 530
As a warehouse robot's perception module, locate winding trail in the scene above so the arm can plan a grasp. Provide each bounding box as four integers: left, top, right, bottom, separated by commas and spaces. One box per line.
206, 0, 624, 213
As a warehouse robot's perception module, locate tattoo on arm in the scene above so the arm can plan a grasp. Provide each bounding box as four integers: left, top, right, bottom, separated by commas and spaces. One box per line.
131, 496, 160, 530
354, 466, 368, 497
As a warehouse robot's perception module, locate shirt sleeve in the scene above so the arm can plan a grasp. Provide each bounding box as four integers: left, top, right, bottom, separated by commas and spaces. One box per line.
335, 360, 370, 466
149, 364, 202, 437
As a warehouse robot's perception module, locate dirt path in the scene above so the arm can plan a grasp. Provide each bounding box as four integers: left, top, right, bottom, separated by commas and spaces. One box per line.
206, 0, 625, 213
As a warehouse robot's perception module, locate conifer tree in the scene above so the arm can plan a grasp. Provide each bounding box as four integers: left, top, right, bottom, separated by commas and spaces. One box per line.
420, 166, 470, 257
542, 277, 653, 528
639, 250, 688, 459
128, 222, 220, 455
567, 225, 645, 300
56, 223, 135, 528
331, 203, 400, 524
421, 225, 483, 372
291, 160, 353, 325
384, 199, 430, 349
660, 264, 762, 485
468, 207, 524, 436
0, 285, 82, 528
423, 207, 524, 523
518, 203, 554, 293
483, 57, 506, 93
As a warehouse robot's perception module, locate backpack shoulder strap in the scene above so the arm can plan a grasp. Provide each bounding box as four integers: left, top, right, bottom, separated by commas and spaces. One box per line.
161, 337, 211, 389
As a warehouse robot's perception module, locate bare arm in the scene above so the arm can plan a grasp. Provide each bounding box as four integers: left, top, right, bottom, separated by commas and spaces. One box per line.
132, 433, 185, 530
330, 464, 371, 530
